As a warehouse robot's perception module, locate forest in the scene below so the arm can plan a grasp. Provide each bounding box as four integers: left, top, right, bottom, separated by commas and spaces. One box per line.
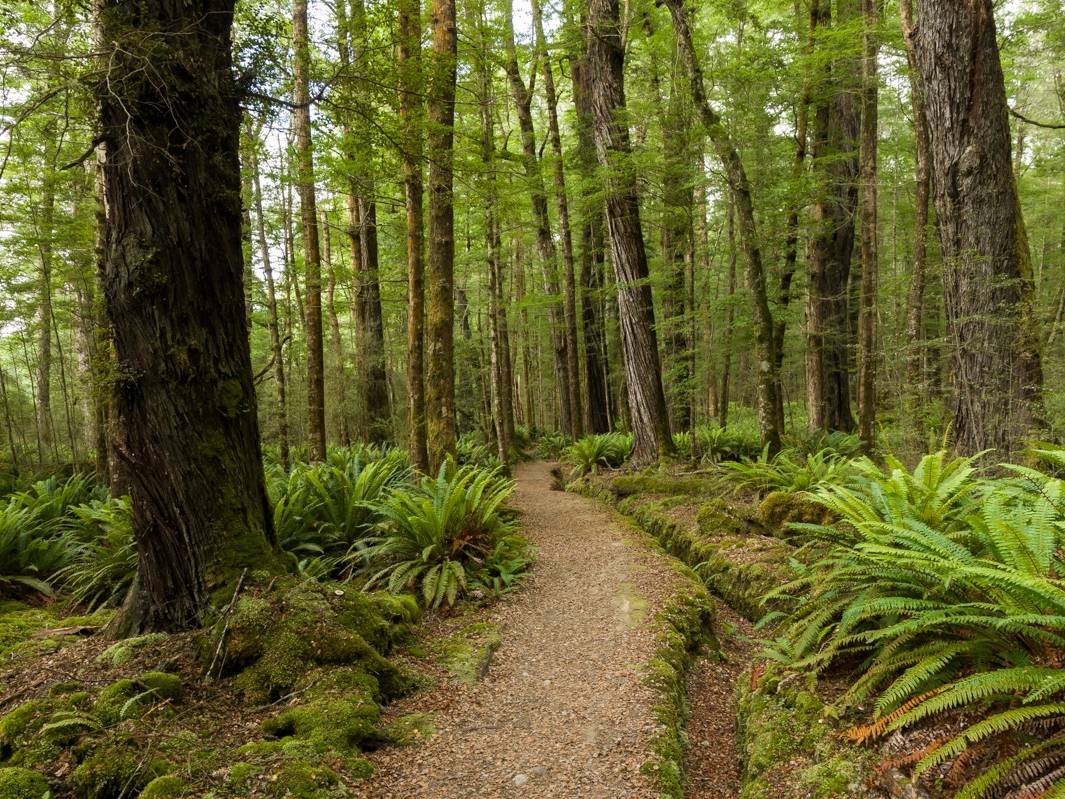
2, 0, 1065, 796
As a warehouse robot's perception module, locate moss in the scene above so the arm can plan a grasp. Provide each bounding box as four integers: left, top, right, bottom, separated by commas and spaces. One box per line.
432, 623, 501, 685
0, 699, 68, 767
90, 672, 180, 726
262, 692, 384, 752
215, 579, 415, 703
611, 472, 719, 498
735, 669, 870, 799
0, 606, 55, 660
382, 713, 436, 746
139, 774, 186, 797
69, 741, 168, 799
225, 761, 259, 790
758, 491, 833, 536
269, 758, 345, 799
95, 633, 168, 667
0, 766, 49, 798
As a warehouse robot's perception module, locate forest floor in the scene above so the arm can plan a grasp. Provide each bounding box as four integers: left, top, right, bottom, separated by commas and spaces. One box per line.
354, 460, 707, 799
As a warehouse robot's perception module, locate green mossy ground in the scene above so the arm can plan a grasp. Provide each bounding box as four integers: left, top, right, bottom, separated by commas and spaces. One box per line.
0, 601, 112, 662
431, 622, 501, 685
0, 577, 420, 798
736, 669, 869, 799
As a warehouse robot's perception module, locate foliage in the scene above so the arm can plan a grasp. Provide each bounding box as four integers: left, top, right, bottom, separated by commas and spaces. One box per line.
763, 449, 1065, 796
693, 423, 762, 464
721, 447, 855, 495
535, 431, 570, 460
356, 462, 521, 608
562, 433, 633, 478
271, 447, 412, 567
55, 497, 136, 610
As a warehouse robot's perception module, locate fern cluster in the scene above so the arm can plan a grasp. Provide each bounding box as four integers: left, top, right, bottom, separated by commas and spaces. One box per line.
764, 448, 1065, 796
561, 432, 634, 478
722, 446, 856, 495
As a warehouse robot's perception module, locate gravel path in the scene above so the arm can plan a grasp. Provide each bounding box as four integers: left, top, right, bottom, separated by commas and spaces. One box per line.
354, 461, 684, 798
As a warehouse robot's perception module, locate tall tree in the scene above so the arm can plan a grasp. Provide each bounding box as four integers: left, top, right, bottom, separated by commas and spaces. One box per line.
502, 0, 576, 438
586, 0, 674, 463
249, 133, 291, 470
570, 32, 611, 435
805, 0, 859, 433
425, 0, 458, 470
663, 0, 782, 451
97, 0, 280, 633
910, 0, 1044, 456
292, 0, 327, 461
397, 0, 429, 472
532, 0, 582, 438
900, 0, 931, 447
857, 0, 879, 447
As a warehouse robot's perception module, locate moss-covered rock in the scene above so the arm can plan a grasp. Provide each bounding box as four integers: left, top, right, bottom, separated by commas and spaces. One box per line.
262, 693, 383, 752
93, 672, 181, 725
758, 491, 834, 537
432, 622, 501, 685
138, 774, 186, 797
735, 669, 870, 799
94, 633, 168, 668
69, 740, 170, 799
0, 766, 49, 798
214, 579, 417, 703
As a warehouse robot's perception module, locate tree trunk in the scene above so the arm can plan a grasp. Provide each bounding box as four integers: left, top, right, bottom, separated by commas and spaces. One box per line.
586, 0, 674, 463
857, 0, 879, 448
532, 0, 582, 439
398, 0, 429, 472
502, 0, 575, 439
910, 0, 1043, 456
662, 0, 781, 451
98, 0, 280, 633
571, 47, 611, 435
250, 138, 291, 469
342, 0, 391, 444
661, 57, 694, 434
900, 0, 931, 449
292, 0, 327, 461
425, 0, 458, 470
36, 140, 57, 454
720, 195, 737, 428
805, 0, 859, 433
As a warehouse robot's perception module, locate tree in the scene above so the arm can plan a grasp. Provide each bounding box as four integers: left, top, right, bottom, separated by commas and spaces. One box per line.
857, 0, 879, 448
292, 0, 327, 461
502, 0, 576, 438
805, 0, 859, 433
586, 0, 673, 463
397, 0, 429, 472
425, 0, 458, 470
910, 0, 1044, 456
97, 0, 280, 633
663, 0, 782, 451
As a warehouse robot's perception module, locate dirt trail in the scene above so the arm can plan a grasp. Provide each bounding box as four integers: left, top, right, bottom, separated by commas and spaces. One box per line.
354, 461, 686, 798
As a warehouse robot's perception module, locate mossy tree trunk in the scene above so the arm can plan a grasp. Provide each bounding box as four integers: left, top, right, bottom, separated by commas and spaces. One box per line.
910, 0, 1044, 456
97, 0, 282, 634
586, 0, 674, 463
425, 0, 458, 471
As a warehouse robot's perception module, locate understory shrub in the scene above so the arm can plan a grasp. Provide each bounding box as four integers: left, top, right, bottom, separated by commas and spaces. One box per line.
354, 462, 520, 608
562, 432, 633, 478
762, 448, 1065, 796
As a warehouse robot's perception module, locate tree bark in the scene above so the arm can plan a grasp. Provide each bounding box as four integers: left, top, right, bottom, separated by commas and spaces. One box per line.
857, 0, 879, 448
805, 0, 859, 433
249, 137, 290, 469
900, 0, 930, 448
571, 45, 611, 435
292, 0, 327, 461
35, 132, 57, 454
425, 0, 458, 470
502, 0, 575, 438
910, 0, 1044, 456
661, 56, 694, 433
398, 0, 429, 471
662, 0, 781, 451
532, 0, 582, 439
720, 195, 737, 427
98, 0, 280, 633
586, 0, 674, 462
